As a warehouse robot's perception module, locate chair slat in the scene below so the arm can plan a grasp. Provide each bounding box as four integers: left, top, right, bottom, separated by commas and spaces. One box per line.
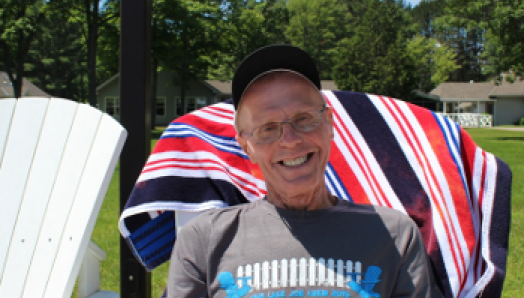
22, 102, 104, 298
0, 99, 78, 297
0, 98, 49, 280
44, 113, 126, 298
0, 99, 16, 161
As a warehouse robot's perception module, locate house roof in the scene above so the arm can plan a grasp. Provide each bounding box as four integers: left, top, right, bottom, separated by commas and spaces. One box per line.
321, 80, 338, 90
0, 71, 49, 98
430, 79, 524, 100
96, 73, 119, 92
205, 80, 232, 95
430, 82, 496, 99
490, 79, 524, 95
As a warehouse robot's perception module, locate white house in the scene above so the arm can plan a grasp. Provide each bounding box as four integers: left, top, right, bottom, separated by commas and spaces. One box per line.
420, 79, 524, 126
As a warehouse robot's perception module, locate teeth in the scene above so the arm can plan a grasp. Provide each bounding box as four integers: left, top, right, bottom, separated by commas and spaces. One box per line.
282, 155, 308, 167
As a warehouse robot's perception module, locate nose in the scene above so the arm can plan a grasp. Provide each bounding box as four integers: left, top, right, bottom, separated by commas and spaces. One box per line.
279, 121, 302, 147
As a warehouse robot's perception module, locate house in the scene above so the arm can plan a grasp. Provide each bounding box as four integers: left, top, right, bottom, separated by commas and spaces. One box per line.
415, 79, 524, 126
0, 71, 50, 98
97, 69, 338, 126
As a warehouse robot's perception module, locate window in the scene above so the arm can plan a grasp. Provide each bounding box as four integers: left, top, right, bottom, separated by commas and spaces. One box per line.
186, 97, 197, 113
106, 97, 120, 118
175, 97, 208, 116
196, 98, 207, 109
156, 97, 166, 117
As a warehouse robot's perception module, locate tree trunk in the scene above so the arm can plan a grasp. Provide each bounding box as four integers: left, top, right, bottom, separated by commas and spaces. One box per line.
3, 2, 41, 99
151, 58, 158, 128
180, 33, 188, 116
80, 68, 86, 102
87, 0, 99, 107
180, 64, 187, 116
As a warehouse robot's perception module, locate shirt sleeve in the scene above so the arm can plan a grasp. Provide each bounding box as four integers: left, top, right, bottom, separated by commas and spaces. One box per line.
167, 220, 209, 298
392, 218, 445, 298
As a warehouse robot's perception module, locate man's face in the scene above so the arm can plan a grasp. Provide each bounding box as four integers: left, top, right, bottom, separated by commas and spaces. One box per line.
235, 72, 334, 208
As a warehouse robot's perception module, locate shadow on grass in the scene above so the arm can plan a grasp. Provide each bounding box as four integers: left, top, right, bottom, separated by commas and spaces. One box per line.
151, 130, 163, 140
151, 127, 168, 140
494, 137, 524, 142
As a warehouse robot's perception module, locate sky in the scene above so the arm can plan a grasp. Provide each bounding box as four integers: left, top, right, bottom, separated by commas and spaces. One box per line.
406, 0, 422, 7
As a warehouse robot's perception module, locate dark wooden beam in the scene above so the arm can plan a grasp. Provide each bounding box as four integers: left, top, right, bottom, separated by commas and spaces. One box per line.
119, 0, 152, 297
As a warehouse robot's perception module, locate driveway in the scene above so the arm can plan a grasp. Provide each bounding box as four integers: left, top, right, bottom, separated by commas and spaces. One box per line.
491, 127, 524, 131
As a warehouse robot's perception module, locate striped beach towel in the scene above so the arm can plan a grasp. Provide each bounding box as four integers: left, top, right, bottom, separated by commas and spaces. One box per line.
119, 90, 511, 298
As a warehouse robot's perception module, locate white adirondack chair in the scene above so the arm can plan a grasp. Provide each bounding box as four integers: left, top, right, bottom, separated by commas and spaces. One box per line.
0, 98, 127, 298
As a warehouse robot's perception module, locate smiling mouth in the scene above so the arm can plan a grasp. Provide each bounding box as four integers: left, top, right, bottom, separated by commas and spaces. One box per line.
280, 153, 312, 167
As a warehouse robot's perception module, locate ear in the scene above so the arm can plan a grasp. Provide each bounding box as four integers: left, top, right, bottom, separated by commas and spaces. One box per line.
236, 133, 257, 164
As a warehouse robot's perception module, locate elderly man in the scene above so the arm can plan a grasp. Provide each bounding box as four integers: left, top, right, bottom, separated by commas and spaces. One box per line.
168, 45, 444, 298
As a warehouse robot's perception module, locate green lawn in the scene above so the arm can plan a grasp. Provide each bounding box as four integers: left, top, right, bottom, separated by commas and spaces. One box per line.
84, 127, 523, 298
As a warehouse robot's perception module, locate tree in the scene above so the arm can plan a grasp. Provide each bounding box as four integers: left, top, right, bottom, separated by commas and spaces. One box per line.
407, 35, 459, 92
46, 0, 120, 106
333, 0, 417, 99
484, 0, 524, 78
208, 0, 290, 80
410, 0, 445, 39
24, 9, 87, 100
434, 0, 497, 82
0, 0, 46, 98
153, 0, 225, 114
286, 0, 350, 79
96, 1, 120, 87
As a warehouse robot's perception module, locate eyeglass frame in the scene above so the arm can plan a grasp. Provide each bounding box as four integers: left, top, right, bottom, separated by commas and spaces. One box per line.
239, 106, 328, 144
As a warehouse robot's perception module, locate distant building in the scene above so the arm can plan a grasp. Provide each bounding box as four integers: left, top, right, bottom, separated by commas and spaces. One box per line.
97, 70, 338, 126
414, 79, 524, 126
0, 71, 49, 98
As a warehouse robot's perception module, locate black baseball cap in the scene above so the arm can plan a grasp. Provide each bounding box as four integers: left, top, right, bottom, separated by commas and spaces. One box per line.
232, 44, 321, 110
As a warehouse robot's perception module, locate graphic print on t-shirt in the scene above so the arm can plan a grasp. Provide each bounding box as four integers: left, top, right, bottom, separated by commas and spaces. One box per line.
218, 257, 382, 298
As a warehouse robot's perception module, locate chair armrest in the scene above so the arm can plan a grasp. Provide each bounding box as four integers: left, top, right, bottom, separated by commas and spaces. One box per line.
78, 241, 119, 298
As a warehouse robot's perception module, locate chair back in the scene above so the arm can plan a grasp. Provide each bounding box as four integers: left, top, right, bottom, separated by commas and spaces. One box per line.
0, 98, 126, 298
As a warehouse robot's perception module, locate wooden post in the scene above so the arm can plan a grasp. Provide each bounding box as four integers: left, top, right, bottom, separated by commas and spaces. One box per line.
119, 0, 152, 297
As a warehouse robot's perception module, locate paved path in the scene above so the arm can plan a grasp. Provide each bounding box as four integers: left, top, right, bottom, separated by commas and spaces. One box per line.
491, 127, 524, 131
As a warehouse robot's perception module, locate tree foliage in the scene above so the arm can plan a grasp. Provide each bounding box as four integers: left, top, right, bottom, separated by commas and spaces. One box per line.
152, 0, 225, 113
208, 0, 290, 80
24, 7, 87, 100
0, 0, 46, 98
286, 0, 350, 79
435, 0, 524, 81
407, 35, 459, 92
2, 0, 523, 105
333, 0, 418, 99
410, 0, 445, 38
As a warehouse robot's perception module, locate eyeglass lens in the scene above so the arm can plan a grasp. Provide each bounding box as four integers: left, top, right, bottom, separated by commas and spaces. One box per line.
253, 109, 324, 144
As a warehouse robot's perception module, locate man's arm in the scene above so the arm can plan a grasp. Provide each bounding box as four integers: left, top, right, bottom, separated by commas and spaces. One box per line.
167, 220, 208, 298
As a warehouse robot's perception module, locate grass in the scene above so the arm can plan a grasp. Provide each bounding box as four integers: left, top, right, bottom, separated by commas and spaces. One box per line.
78, 127, 523, 297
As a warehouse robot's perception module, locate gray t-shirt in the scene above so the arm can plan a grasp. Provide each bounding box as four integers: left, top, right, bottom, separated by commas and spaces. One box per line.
168, 199, 444, 298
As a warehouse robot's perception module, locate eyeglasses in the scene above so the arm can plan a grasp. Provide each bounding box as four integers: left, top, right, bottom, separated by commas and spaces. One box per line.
241, 107, 327, 144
